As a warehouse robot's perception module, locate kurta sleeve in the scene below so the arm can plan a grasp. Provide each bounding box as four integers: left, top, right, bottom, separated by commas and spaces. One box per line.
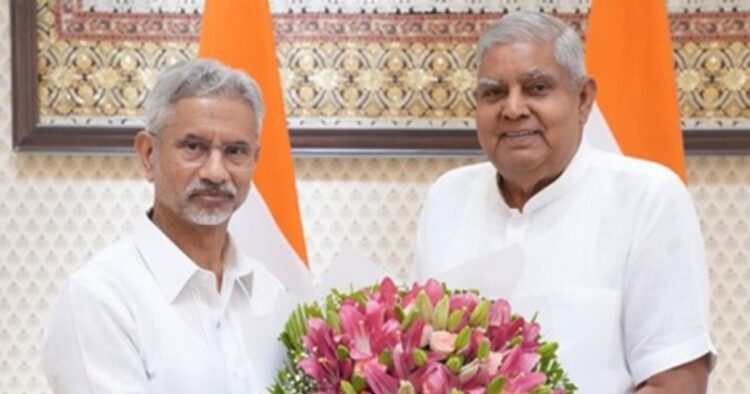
42, 275, 148, 394
622, 171, 715, 385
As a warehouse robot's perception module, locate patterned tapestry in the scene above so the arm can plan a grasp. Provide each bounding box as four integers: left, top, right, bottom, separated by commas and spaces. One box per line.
39, 0, 750, 133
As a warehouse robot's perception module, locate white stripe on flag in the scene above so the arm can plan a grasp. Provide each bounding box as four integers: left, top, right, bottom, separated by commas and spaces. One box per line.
229, 185, 315, 298
583, 102, 621, 154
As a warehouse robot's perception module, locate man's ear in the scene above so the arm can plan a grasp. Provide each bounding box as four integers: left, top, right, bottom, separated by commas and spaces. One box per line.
578, 77, 598, 125
134, 131, 157, 182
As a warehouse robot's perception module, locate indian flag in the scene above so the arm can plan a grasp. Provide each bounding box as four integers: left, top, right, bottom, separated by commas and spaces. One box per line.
584, 0, 687, 180
199, 0, 313, 296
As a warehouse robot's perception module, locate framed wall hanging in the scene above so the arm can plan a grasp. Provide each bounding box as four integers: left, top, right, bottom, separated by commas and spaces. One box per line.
11, 0, 750, 154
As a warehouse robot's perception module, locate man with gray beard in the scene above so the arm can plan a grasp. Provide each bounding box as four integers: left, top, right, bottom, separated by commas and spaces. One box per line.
42, 59, 291, 393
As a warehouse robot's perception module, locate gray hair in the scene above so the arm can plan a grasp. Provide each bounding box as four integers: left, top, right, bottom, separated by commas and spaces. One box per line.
144, 58, 266, 136
476, 11, 585, 85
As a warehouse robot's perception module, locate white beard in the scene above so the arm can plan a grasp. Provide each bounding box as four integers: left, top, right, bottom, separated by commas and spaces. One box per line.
178, 177, 239, 226
183, 204, 234, 226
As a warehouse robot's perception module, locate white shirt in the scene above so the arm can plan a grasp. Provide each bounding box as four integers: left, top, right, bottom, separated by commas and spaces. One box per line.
416, 142, 715, 394
42, 214, 293, 394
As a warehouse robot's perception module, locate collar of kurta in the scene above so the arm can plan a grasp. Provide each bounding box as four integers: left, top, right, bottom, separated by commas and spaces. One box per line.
492, 139, 593, 215
131, 212, 254, 303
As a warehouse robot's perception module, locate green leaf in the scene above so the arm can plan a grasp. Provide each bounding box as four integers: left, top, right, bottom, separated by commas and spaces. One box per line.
454, 326, 471, 352
538, 342, 558, 360
379, 348, 393, 368
402, 307, 420, 330
416, 291, 434, 323
477, 338, 490, 360
413, 348, 428, 367
447, 309, 465, 332
267, 361, 317, 393
432, 296, 450, 330
340, 380, 357, 394
327, 308, 341, 334
351, 291, 368, 307
446, 355, 464, 374
395, 304, 405, 322
337, 345, 350, 360
469, 300, 490, 328
486, 376, 505, 394
352, 374, 367, 391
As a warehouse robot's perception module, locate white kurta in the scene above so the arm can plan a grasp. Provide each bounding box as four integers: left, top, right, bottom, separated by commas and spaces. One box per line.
42, 214, 293, 394
415, 141, 715, 393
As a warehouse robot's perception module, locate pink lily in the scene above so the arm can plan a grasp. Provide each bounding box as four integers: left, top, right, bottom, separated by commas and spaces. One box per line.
340, 300, 400, 361
403, 279, 444, 307
363, 359, 399, 394
496, 347, 546, 392
420, 362, 456, 394
300, 318, 353, 390
488, 299, 511, 327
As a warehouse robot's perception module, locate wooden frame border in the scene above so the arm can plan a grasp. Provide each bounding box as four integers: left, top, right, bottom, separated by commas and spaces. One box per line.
11, 0, 750, 154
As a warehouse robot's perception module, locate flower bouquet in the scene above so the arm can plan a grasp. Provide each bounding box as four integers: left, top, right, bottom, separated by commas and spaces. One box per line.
269, 278, 576, 394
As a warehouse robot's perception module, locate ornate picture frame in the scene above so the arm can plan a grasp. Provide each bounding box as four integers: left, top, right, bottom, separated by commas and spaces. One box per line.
11, 0, 750, 154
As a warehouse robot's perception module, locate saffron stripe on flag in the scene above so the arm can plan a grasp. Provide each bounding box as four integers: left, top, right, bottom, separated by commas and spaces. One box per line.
585, 0, 686, 180
199, 0, 312, 296
199, 0, 308, 264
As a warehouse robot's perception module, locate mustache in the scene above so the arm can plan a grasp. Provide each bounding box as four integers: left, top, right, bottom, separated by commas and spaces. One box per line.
185, 179, 237, 199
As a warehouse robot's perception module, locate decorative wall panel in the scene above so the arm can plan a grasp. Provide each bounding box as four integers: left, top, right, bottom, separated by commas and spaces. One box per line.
40, 0, 750, 130
75, 0, 750, 16
16, 0, 750, 153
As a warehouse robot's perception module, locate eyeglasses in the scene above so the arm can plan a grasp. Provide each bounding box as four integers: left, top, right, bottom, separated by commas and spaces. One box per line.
151, 133, 259, 169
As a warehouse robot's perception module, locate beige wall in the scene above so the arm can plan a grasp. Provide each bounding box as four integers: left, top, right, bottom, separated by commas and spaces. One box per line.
1, 2, 748, 393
